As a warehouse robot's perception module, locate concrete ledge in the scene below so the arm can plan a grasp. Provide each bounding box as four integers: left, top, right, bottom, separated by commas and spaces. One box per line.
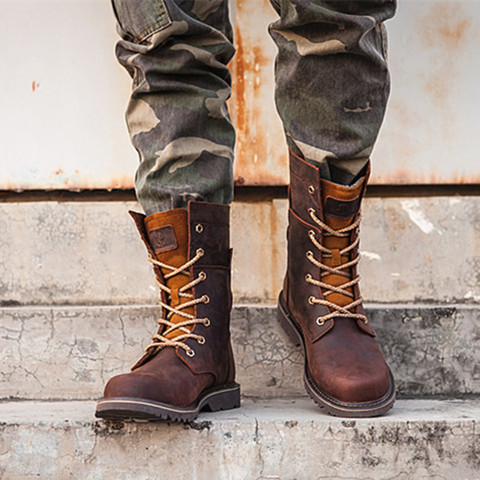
1, 197, 479, 305
0, 398, 479, 479
2, 304, 479, 400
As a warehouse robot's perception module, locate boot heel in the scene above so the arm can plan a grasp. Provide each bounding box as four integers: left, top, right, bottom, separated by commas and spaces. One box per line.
203, 384, 241, 413
277, 294, 302, 347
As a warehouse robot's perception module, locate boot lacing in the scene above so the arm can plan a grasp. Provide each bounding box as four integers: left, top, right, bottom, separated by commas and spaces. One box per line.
145, 248, 210, 357
306, 208, 368, 325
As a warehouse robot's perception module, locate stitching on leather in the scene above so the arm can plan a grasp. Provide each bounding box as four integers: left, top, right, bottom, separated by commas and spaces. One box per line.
134, 0, 172, 44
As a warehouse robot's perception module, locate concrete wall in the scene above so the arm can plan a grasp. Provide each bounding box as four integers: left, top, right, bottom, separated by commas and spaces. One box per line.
1, 197, 478, 306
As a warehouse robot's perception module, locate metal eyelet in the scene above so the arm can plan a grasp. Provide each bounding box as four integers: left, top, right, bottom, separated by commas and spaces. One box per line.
198, 337, 206, 345
306, 251, 313, 259
305, 273, 312, 282
187, 349, 195, 357
308, 296, 315, 305
308, 185, 315, 195
199, 271, 207, 281
196, 224, 204, 234
308, 208, 315, 215
203, 295, 210, 304
316, 317, 325, 326
204, 318, 211, 327
197, 248, 204, 256
308, 230, 315, 238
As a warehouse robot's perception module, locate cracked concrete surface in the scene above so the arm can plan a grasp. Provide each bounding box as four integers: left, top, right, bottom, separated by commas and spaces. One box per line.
0, 197, 479, 305
1, 197, 479, 479
1, 305, 479, 401
0, 399, 479, 479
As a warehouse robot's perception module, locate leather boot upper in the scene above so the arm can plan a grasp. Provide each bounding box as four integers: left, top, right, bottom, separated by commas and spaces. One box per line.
284, 151, 391, 403
103, 201, 235, 407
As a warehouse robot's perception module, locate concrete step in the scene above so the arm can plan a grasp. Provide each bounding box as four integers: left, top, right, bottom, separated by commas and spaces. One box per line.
2, 304, 479, 401
1, 398, 479, 479
1, 196, 479, 306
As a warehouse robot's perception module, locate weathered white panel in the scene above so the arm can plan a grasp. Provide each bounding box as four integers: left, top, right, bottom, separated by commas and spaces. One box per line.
0, 1, 136, 190
375, 0, 480, 183
1, 1, 480, 188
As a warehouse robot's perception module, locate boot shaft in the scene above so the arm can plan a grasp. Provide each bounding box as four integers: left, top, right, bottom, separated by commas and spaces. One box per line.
130, 201, 235, 382
285, 150, 375, 337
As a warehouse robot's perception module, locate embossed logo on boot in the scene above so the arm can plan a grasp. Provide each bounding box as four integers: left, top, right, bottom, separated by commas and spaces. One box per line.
324, 197, 361, 219
149, 226, 177, 254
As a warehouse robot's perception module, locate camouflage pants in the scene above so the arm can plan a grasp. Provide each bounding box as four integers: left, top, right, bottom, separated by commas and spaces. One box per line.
112, 0, 397, 214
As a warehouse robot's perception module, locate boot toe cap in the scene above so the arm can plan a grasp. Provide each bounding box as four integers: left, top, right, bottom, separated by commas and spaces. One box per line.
103, 371, 192, 406
332, 375, 389, 403
317, 366, 391, 404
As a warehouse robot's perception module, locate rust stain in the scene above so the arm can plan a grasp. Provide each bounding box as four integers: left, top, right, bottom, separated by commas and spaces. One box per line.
6, 1, 478, 192
268, 200, 281, 296
40, 171, 135, 190
234, 176, 245, 186
105, 174, 134, 190
0, 174, 135, 191
372, 168, 480, 185
420, 4, 472, 102
232, 25, 286, 185
232, 27, 269, 170
422, 4, 471, 50
67, 174, 134, 190
233, 28, 246, 146
384, 206, 400, 248
231, 0, 288, 186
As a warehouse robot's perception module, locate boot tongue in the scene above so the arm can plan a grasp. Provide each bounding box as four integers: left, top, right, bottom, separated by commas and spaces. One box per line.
144, 209, 194, 340
319, 177, 365, 309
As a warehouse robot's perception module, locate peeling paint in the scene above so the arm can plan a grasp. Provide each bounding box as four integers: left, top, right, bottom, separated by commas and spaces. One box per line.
400, 199, 443, 235
360, 251, 382, 261
464, 291, 480, 302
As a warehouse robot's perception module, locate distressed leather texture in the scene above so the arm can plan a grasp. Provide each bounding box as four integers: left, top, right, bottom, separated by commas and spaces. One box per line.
283, 151, 391, 403
103, 201, 236, 407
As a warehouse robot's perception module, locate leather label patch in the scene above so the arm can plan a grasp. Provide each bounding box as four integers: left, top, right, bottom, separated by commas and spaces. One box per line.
324, 197, 361, 219
149, 225, 177, 254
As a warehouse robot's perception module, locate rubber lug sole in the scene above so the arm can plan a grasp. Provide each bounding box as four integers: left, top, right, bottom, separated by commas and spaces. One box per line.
95, 383, 241, 423
277, 292, 395, 418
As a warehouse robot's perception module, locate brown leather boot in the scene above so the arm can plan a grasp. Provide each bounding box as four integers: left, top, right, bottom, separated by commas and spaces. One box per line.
95, 201, 240, 422
278, 151, 395, 417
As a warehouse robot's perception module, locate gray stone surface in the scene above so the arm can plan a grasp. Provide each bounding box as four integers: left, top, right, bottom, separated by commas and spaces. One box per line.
1, 197, 479, 305
2, 304, 479, 401
0, 398, 479, 480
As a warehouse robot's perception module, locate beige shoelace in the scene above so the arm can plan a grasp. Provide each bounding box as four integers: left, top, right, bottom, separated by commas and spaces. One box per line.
305, 208, 368, 325
144, 248, 210, 357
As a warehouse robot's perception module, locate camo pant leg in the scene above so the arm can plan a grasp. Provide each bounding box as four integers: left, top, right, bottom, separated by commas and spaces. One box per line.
269, 0, 397, 182
111, 0, 235, 214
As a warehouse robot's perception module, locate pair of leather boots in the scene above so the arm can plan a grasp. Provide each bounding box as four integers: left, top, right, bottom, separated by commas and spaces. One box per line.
95, 152, 395, 421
